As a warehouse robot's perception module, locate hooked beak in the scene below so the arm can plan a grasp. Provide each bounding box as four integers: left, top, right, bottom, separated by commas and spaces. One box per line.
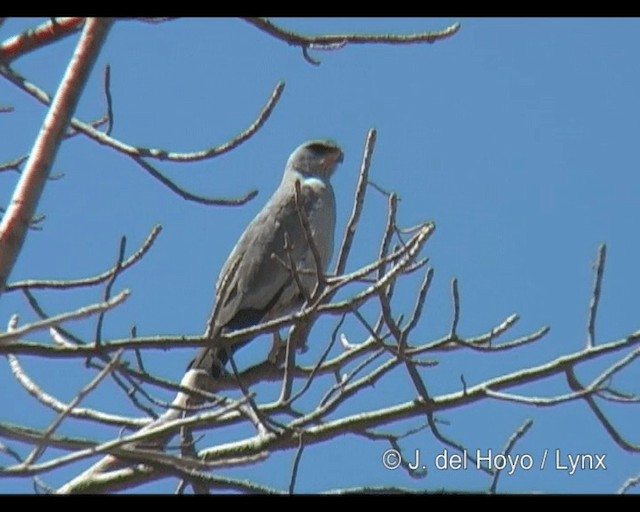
327, 148, 344, 168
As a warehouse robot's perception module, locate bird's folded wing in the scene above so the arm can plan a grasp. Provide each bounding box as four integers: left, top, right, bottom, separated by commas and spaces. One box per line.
207, 179, 324, 337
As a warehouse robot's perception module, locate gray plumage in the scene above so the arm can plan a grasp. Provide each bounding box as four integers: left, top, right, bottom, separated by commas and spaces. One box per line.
189, 140, 344, 378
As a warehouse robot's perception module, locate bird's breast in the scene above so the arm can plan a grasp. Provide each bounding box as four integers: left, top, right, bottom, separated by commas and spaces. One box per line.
298, 178, 336, 271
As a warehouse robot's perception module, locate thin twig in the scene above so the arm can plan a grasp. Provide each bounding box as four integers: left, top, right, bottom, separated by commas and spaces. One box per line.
227, 355, 275, 437
294, 179, 326, 290
587, 244, 607, 349
103, 64, 114, 135
450, 278, 461, 338
9, 396, 253, 480
334, 129, 377, 275
0, 64, 286, 163
94, 235, 127, 345
402, 267, 434, 341
0, 289, 129, 344
21, 350, 124, 467
7, 354, 147, 429
488, 419, 534, 493
618, 473, 640, 494
566, 363, 640, 453
282, 232, 310, 304
288, 433, 305, 494
277, 322, 308, 404
402, 354, 493, 476
0, 155, 27, 173
132, 155, 258, 206
377, 193, 398, 280
368, 179, 397, 199
0, 113, 110, 175
286, 314, 345, 406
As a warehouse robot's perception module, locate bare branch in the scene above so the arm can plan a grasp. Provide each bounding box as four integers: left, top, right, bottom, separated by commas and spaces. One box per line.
566, 361, 640, 453
5, 225, 162, 292
0, 63, 285, 163
287, 314, 345, 406
22, 350, 124, 466
7, 354, 147, 429
6, 395, 253, 480
288, 433, 305, 494
131, 155, 258, 206
227, 355, 275, 437
484, 387, 595, 406
0, 18, 85, 63
0, 18, 113, 296
243, 18, 461, 65
2, 18, 634, 494
0, 290, 129, 345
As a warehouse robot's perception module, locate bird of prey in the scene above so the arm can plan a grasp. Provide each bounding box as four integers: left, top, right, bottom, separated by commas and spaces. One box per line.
189, 140, 344, 381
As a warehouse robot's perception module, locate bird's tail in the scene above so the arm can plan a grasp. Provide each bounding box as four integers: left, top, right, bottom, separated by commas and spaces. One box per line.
189, 302, 279, 379
188, 342, 231, 380
188, 324, 258, 379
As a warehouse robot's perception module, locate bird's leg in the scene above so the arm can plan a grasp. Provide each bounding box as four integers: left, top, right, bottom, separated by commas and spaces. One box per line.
268, 331, 287, 364
297, 336, 309, 354
268, 327, 309, 365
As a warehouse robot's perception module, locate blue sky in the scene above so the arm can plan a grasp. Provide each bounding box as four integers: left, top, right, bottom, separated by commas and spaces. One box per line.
1, 18, 639, 494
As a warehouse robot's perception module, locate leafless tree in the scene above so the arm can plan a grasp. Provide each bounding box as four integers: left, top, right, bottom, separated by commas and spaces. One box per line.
0, 18, 638, 495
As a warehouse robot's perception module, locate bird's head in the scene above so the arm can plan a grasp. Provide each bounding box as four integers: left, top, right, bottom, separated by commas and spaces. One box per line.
286, 140, 344, 179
